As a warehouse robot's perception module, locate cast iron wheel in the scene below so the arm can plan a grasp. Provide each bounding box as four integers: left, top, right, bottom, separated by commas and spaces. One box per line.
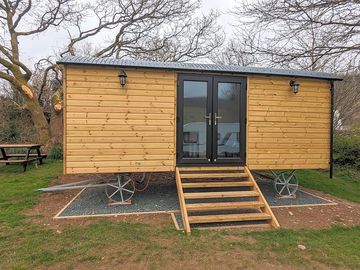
105, 174, 135, 203
273, 170, 298, 196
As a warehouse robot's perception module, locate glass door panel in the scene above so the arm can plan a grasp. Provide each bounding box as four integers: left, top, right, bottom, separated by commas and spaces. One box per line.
216, 82, 241, 158
177, 75, 212, 164
183, 81, 207, 158
213, 77, 246, 164
177, 75, 246, 165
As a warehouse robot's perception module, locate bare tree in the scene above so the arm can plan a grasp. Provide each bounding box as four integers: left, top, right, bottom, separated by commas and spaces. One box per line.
334, 73, 360, 130
212, 30, 262, 67
230, 0, 360, 72
0, 0, 224, 146
59, 0, 224, 61
0, 0, 76, 145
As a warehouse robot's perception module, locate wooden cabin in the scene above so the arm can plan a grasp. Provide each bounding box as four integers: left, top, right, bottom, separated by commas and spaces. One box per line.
58, 56, 341, 232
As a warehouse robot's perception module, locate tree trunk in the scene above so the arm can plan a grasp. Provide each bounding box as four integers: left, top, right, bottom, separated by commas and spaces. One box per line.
49, 111, 63, 145
25, 97, 51, 145
19, 84, 51, 146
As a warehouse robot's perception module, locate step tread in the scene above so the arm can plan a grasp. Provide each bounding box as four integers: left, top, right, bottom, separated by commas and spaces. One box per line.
182, 181, 253, 188
180, 172, 248, 179
184, 190, 259, 199
186, 201, 265, 211
178, 166, 244, 172
188, 212, 272, 224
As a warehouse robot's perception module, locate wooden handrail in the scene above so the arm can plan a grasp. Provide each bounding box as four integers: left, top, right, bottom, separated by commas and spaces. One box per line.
175, 167, 191, 234
245, 166, 280, 228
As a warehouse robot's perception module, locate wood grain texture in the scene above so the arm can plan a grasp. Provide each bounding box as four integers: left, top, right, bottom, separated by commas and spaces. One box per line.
247, 75, 331, 170
64, 66, 176, 174
64, 65, 331, 173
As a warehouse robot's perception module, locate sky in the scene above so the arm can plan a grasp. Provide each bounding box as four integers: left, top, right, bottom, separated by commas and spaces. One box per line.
19, 0, 238, 66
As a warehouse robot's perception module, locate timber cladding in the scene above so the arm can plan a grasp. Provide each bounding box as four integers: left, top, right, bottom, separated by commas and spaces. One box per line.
246, 76, 330, 170
64, 66, 177, 174
63, 64, 331, 174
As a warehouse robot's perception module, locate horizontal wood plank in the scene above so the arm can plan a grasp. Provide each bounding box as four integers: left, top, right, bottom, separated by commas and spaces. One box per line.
180, 172, 248, 179
247, 76, 330, 170
66, 166, 175, 174
65, 67, 176, 174
186, 201, 264, 212
184, 191, 259, 199
67, 160, 174, 168
188, 213, 271, 224
182, 181, 253, 188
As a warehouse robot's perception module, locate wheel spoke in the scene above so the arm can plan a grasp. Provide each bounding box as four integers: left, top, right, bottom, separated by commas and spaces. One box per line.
109, 189, 119, 199
122, 188, 134, 194
118, 175, 122, 187
276, 178, 284, 184
121, 179, 132, 188
279, 185, 286, 194
119, 189, 124, 202
108, 184, 119, 189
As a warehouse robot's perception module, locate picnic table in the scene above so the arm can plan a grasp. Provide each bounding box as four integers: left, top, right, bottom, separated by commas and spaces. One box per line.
0, 144, 47, 172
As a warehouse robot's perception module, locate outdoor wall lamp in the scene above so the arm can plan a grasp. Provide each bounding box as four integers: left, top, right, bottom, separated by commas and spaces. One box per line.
289, 79, 300, 94
118, 70, 127, 87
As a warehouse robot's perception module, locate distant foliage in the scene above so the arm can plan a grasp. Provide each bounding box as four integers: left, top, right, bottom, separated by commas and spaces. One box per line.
0, 99, 37, 143
334, 132, 360, 170
47, 144, 63, 160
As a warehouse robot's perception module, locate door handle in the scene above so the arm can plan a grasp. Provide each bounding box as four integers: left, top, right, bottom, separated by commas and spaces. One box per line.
204, 113, 212, 125
214, 113, 222, 125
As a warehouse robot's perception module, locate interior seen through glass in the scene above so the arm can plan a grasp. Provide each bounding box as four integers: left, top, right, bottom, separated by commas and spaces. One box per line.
183, 81, 207, 158
217, 82, 241, 158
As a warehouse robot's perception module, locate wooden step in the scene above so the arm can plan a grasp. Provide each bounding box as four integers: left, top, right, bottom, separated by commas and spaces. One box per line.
180, 172, 248, 179
179, 166, 244, 172
184, 190, 259, 199
188, 213, 272, 224
186, 201, 265, 212
182, 181, 253, 188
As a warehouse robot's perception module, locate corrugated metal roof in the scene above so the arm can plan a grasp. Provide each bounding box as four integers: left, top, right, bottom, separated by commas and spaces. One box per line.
57, 56, 342, 80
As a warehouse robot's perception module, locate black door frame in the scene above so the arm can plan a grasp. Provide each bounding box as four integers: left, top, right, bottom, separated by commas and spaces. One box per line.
176, 73, 247, 166
212, 76, 247, 165
176, 74, 213, 165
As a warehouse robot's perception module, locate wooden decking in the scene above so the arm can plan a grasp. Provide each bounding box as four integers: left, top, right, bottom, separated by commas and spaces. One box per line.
175, 166, 280, 234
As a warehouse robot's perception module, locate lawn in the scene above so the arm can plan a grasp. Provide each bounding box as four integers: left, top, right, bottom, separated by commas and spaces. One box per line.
0, 162, 359, 269
298, 167, 360, 203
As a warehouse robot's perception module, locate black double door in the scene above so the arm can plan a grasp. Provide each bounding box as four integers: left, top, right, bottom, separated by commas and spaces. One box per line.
177, 74, 247, 165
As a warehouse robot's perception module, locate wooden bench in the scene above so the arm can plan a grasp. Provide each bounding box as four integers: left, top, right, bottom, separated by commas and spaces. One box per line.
0, 144, 46, 172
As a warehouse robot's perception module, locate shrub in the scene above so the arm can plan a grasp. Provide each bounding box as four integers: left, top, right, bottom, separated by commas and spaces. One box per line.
334, 133, 360, 170
0, 99, 37, 143
47, 144, 63, 160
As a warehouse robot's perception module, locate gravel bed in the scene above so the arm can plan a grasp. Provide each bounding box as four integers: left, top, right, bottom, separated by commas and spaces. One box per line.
59, 175, 332, 218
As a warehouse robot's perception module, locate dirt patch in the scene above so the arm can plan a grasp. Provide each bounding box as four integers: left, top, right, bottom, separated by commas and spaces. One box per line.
272, 187, 360, 229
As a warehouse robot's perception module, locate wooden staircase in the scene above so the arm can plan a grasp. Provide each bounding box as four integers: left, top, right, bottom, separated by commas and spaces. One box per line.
175, 166, 280, 234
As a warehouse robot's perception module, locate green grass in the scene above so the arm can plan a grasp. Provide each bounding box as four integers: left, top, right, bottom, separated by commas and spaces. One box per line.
0, 162, 62, 226
0, 162, 359, 269
228, 226, 360, 269
297, 167, 360, 203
